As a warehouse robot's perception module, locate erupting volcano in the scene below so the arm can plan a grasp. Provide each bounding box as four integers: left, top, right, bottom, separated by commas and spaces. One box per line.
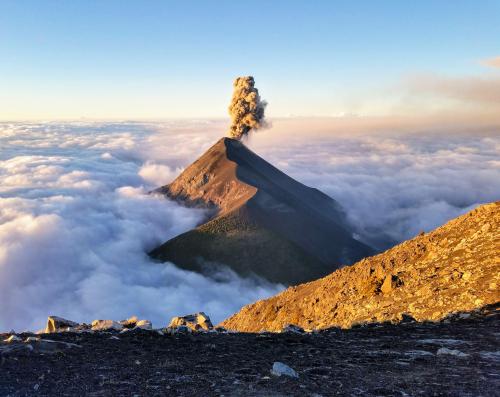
150, 78, 373, 284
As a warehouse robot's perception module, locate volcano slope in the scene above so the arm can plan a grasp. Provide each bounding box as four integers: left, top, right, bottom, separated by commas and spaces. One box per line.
221, 202, 500, 332
150, 138, 373, 285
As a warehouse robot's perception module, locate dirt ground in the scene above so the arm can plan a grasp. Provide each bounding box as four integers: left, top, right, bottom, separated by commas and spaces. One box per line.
1, 309, 499, 397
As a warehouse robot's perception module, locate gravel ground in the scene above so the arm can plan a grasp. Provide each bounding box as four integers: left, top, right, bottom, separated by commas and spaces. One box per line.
1, 309, 499, 396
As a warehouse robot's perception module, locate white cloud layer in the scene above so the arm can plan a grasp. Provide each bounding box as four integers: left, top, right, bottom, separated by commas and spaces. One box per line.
248, 125, 500, 249
1, 120, 499, 331
0, 121, 281, 331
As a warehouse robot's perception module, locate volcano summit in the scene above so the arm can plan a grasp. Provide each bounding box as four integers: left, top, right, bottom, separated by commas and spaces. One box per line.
150, 138, 373, 285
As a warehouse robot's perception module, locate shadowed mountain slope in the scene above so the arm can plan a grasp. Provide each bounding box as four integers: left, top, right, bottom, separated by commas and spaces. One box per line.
221, 202, 500, 331
150, 138, 373, 285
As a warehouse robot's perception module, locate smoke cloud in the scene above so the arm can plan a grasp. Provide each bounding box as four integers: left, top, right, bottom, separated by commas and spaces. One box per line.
228, 76, 267, 140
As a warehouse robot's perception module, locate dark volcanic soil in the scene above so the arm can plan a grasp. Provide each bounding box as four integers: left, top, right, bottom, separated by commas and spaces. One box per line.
1, 309, 499, 397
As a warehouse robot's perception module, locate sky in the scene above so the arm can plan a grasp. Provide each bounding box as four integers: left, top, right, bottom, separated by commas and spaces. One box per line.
1, 0, 500, 120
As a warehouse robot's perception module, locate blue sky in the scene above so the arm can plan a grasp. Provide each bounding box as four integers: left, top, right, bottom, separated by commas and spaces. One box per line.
1, 0, 499, 119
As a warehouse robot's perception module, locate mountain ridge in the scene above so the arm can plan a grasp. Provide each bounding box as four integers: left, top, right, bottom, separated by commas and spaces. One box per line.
220, 201, 500, 331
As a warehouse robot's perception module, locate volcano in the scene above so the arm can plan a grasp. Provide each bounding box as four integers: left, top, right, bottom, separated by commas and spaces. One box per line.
150, 138, 373, 285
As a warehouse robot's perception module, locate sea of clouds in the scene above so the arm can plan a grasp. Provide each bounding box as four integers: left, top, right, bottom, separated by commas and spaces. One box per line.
1, 120, 499, 331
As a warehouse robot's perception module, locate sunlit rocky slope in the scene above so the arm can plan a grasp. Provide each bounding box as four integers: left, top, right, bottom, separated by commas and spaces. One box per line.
221, 202, 500, 331
150, 137, 373, 285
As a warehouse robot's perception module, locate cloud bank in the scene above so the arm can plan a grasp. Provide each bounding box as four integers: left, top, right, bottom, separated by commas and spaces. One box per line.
406, 74, 500, 105
0, 122, 281, 331
248, 121, 500, 249
1, 120, 499, 331
480, 55, 500, 69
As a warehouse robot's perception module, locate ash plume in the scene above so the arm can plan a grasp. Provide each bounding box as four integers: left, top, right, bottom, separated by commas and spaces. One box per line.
228, 76, 267, 140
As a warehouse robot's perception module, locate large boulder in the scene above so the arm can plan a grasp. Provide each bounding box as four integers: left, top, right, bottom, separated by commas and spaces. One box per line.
167, 312, 213, 332
45, 316, 79, 333
91, 320, 123, 331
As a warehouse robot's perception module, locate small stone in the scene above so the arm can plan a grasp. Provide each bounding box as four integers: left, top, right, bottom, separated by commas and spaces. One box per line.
166, 325, 192, 335
4, 335, 22, 343
281, 324, 305, 334
400, 313, 416, 323
24, 337, 41, 343
437, 347, 469, 358
270, 362, 299, 378
481, 223, 491, 233
381, 275, 393, 294
461, 271, 472, 281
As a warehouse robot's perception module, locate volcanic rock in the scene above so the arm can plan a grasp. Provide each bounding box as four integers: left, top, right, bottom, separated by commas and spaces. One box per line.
4, 335, 21, 343
119, 316, 152, 330
45, 316, 79, 333
168, 312, 213, 332
437, 347, 469, 358
150, 137, 373, 285
271, 362, 299, 378
1, 309, 498, 395
120, 316, 139, 328
91, 320, 124, 331
221, 202, 500, 331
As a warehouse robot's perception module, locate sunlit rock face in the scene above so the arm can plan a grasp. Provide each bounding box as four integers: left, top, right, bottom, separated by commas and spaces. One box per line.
167, 312, 214, 332
150, 137, 374, 285
45, 316, 79, 333
221, 202, 500, 332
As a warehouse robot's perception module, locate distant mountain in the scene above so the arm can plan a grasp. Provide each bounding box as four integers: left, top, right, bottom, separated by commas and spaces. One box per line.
150, 137, 373, 285
220, 202, 500, 331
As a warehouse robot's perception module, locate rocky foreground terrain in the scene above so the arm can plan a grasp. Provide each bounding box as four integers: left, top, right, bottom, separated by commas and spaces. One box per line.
0, 306, 499, 396
222, 202, 500, 332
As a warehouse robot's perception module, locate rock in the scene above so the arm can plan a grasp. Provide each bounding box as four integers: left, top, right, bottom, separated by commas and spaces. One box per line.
166, 325, 192, 335
281, 324, 305, 334
120, 316, 139, 329
118, 318, 152, 331
461, 271, 472, 281
4, 335, 22, 343
136, 320, 152, 330
381, 275, 393, 294
400, 313, 416, 323
91, 320, 124, 331
0, 343, 33, 355
168, 312, 213, 332
437, 347, 469, 358
26, 339, 81, 354
45, 316, 79, 333
24, 337, 41, 343
270, 362, 299, 378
